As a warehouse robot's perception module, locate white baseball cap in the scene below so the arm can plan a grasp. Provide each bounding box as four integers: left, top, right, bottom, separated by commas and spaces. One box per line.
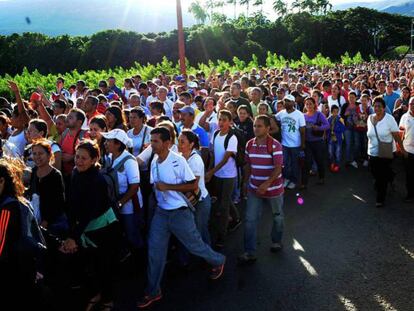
101, 129, 133, 148
284, 94, 295, 102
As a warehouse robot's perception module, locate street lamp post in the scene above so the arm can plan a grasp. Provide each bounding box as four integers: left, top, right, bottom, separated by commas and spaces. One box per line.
176, 0, 186, 75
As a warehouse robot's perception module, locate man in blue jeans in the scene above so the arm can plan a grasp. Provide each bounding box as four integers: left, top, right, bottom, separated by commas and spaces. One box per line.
275, 95, 306, 189
137, 127, 225, 309
238, 115, 285, 264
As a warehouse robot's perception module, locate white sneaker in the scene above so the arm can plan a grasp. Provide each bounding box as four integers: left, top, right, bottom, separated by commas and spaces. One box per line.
287, 182, 296, 190
350, 161, 358, 168
283, 179, 290, 188
363, 160, 369, 167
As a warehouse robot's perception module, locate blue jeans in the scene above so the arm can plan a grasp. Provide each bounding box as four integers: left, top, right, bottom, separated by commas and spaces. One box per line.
354, 131, 368, 161
282, 146, 301, 184
147, 207, 225, 296
120, 213, 144, 249
195, 194, 211, 245
244, 192, 284, 255
328, 141, 342, 165
344, 129, 356, 162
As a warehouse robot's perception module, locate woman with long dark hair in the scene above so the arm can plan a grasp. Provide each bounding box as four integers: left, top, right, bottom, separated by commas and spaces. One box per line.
105, 106, 127, 132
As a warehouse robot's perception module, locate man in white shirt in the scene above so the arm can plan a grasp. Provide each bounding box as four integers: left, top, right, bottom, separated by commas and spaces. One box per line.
275, 95, 306, 189
196, 97, 218, 142
156, 86, 174, 118
138, 127, 225, 309
399, 98, 414, 202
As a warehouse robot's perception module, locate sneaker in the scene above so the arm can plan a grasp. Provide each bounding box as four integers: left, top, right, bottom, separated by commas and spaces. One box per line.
363, 160, 369, 167
228, 219, 242, 232
237, 253, 257, 265
270, 243, 283, 253
333, 165, 340, 173
283, 179, 290, 188
137, 292, 162, 309
210, 259, 225, 280
330, 163, 336, 172
287, 182, 296, 190
350, 161, 358, 168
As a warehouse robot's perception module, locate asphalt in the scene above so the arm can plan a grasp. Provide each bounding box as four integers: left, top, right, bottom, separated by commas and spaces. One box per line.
56, 158, 414, 311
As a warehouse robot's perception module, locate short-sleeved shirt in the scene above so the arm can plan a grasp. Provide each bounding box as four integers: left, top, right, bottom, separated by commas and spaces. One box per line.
195, 111, 218, 141
150, 150, 196, 210
138, 144, 178, 171
127, 125, 153, 156
109, 150, 142, 215
179, 123, 209, 148
245, 137, 284, 198
60, 129, 87, 175
367, 114, 399, 156
187, 151, 208, 200
211, 131, 238, 178
327, 95, 347, 110
275, 109, 306, 148
399, 112, 414, 154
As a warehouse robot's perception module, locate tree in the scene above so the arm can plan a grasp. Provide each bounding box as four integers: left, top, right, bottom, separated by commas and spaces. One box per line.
227, 0, 238, 19
273, 0, 288, 17
240, 0, 251, 16
188, 1, 209, 24
253, 0, 264, 12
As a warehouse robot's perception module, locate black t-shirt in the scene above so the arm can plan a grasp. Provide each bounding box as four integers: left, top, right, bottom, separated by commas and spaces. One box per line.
235, 118, 255, 142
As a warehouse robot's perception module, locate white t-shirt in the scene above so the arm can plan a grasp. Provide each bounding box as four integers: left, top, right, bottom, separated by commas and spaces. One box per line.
138, 144, 178, 170
8, 130, 27, 157
275, 109, 306, 148
399, 112, 414, 154
211, 131, 238, 178
127, 125, 153, 156
146, 95, 158, 108
187, 151, 208, 200
150, 150, 196, 210
327, 95, 347, 110
109, 150, 142, 215
367, 114, 399, 156
160, 99, 174, 118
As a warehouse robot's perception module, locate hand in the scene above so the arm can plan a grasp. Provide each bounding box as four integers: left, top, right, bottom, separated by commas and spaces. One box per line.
241, 183, 248, 198
256, 182, 268, 195
402, 150, 409, 158
205, 170, 214, 183
35, 272, 44, 283
60, 238, 78, 254
311, 125, 319, 130
155, 182, 169, 191
7, 81, 19, 93
40, 220, 48, 228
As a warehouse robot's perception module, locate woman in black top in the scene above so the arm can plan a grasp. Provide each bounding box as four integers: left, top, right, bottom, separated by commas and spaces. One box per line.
60, 140, 121, 311
29, 139, 68, 237
235, 105, 254, 141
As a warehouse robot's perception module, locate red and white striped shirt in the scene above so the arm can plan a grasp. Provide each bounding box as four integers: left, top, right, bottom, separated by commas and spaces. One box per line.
245, 136, 284, 198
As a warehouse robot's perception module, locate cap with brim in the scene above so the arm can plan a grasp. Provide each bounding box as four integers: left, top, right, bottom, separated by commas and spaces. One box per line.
101, 129, 133, 148
175, 75, 183, 81
179, 106, 195, 115
284, 94, 295, 102
187, 81, 198, 88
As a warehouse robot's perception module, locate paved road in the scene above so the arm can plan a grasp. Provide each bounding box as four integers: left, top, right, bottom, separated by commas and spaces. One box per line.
62, 158, 414, 311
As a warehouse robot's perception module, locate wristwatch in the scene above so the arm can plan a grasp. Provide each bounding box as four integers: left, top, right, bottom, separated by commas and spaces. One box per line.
117, 201, 123, 209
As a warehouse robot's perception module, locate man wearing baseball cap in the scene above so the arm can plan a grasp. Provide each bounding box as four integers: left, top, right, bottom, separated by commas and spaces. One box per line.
178, 106, 209, 148
275, 94, 306, 190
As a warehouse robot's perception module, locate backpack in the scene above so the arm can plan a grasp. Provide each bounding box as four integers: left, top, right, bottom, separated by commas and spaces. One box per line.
1, 197, 47, 258
101, 154, 137, 210
213, 126, 246, 167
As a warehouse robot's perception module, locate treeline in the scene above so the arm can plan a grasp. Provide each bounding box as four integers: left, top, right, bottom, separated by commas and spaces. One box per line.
0, 7, 410, 76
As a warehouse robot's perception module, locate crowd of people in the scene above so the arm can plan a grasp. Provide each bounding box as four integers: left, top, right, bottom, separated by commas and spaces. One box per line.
0, 59, 413, 310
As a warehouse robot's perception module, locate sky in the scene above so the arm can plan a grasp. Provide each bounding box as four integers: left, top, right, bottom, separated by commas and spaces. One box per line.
0, 0, 391, 36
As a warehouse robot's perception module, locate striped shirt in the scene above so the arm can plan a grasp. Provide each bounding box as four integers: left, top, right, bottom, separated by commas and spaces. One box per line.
245, 136, 284, 198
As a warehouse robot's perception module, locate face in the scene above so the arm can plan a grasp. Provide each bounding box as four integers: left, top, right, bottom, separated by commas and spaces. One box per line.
276, 102, 284, 112
332, 108, 339, 117
386, 83, 393, 93
402, 89, 410, 99
108, 78, 115, 87
129, 96, 140, 107
157, 89, 167, 100
253, 119, 268, 137
332, 86, 340, 96
56, 118, 66, 134
27, 124, 44, 141
66, 112, 79, 129
238, 109, 249, 122
258, 105, 268, 115
410, 103, 414, 114
251, 90, 261, 102
129, 112, 143, 129
374, 102, 384, 115
32, 145, 51, 168
283, 100, 294, 110
81, 98, 94, 113
360, 97, 369, 107
230, 85, 240, 97
178, 134, 193, 154
105, 111, 116, 125
75, 148, 97, 172
180, 112, 194, 126
218, 115, 231, 130
89, 122, 105, 140
150, 133, 168, 155
225, 102, 236, 114
204, 99, 214, 111
348, 94, 357, 104
305, 100, 315, 112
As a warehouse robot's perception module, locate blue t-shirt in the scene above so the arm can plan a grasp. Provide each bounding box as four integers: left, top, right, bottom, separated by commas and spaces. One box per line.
179, 124, 210, 148
383, 92, 399, 112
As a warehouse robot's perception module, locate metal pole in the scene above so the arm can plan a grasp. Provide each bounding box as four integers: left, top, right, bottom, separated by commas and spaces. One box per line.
176, 0, 186, 75
411, 19, 413, 54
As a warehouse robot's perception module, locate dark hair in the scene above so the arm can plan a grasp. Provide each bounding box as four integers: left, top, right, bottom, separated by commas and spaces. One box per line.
373, 96, 386, 108
194, 95, 204, 103
151, 127, 171, 142
180, 129, 200, 150
69, 108, 86, 124
218, 109, 232, 121
331, 105, 340, 112
179, 92, 192, 101
90, 116, 107, 130
29, 119, 48, 138
348, 91, 357, 98
0, 114, 9, 126
31, 138, 53, 156
149, 101, 165, 115
130, 107, 146, 119
124, 78, 134, 89
76, 139, 100, 161
138, 83, 148, 90
237, 104, 250, 114
76, 80, 86, 87
98, 80, 108, 88
97, 94, 107, 102
86, 95, 99, 107
105, 106, 126, 131
255, 114, 271, 127
204, 96, 217, 106
57, 77, 65, 84
54, 99, 67, 110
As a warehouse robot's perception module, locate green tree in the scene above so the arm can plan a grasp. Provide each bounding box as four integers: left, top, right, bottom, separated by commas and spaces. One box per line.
240, 0, 251, 16
189, 0, 209, 24
273, 0, 288, 17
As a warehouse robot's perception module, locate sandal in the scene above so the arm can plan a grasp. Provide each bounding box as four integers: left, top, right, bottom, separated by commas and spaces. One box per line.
85, 294, 101, 311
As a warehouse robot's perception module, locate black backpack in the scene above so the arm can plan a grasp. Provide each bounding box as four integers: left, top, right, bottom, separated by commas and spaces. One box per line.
213, 127, 246, 167
1, 197, 47, 258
